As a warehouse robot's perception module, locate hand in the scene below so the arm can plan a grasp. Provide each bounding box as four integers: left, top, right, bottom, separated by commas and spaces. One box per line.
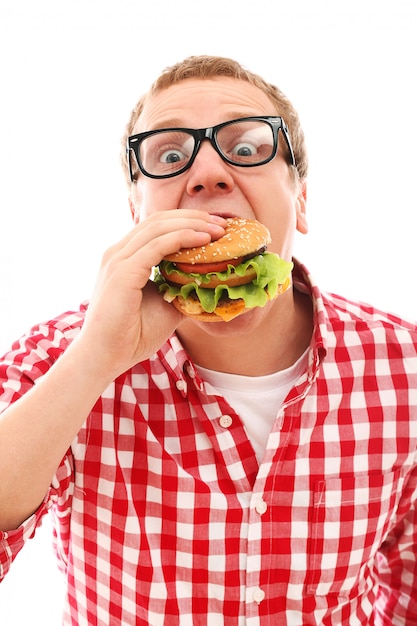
78, 210, 226, 379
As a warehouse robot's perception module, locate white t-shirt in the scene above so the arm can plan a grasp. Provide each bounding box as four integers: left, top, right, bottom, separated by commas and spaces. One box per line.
195, 349, 309, 463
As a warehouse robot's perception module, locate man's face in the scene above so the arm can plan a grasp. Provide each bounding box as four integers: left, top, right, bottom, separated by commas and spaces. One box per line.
129, 77, 307, 263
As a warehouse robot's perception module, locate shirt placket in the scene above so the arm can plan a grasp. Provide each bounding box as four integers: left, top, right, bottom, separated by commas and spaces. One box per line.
183, 361, 259, 491
244, 352, 324, 622
171, 345, 324, 623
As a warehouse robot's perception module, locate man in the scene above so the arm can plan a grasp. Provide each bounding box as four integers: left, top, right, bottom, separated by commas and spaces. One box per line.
0, 55, 416, 625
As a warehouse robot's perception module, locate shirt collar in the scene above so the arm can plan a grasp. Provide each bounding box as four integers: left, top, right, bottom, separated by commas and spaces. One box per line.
155, 334, 196, 396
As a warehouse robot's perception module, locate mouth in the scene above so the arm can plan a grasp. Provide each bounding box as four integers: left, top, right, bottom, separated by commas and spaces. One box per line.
177, 208, 241, 220
210, 211, 239, 220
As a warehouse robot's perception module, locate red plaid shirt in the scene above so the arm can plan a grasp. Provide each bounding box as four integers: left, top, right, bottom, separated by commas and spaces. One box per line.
1, 262, 417, 625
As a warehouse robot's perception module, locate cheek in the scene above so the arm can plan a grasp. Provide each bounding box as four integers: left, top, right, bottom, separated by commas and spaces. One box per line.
254, 198, 299, 259
132, 180, 182, 221
252, 194, 297, 235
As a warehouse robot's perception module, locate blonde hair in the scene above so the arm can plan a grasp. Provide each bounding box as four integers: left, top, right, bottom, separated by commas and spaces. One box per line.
121, 55, 308, 185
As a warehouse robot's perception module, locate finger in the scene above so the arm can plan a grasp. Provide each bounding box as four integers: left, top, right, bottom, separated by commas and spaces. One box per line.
107, 212, 226, 269
108, 211, 226, 256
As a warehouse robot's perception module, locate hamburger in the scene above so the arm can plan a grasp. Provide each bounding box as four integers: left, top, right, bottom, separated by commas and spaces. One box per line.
154, 217, 293, 322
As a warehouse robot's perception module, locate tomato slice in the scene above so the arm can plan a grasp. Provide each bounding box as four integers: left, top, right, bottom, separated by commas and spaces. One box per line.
174, 258, 241, 274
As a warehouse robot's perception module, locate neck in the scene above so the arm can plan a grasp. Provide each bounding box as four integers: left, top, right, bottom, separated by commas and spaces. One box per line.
176, 288, 313, 376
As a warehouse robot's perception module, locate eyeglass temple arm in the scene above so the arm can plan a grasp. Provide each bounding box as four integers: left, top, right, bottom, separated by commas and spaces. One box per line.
280, 123, 296, 167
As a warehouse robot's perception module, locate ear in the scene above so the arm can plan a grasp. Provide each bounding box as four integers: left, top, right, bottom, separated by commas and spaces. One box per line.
129, 197, 140, 224
295, 181, 308, 234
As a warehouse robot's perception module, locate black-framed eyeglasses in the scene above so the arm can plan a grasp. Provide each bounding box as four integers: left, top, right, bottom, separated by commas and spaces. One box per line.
126, 116, 295, 181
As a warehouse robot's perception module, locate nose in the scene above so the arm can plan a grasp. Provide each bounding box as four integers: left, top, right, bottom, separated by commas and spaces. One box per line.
185, 139, 235, 196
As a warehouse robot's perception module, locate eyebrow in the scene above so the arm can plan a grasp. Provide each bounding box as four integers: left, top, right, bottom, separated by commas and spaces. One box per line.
148, 112, 266, 132
150, 119, 184, 131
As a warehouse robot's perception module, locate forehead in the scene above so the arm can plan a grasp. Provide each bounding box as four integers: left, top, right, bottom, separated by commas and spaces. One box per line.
134, 78, 277, 133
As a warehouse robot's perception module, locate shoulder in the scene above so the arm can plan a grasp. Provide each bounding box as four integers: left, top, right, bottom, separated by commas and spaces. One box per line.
0, 303, 88, 388
323, 290, 416, 330
322, 291, 417, 358
11, 304, 88, 354
293, 260, 417, 354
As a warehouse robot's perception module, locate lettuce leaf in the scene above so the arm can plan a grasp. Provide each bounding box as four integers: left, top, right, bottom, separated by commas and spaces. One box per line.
154, 253, 293, 314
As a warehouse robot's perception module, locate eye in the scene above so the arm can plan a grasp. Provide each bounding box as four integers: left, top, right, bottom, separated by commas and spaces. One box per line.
159, 149, 186, 164
140, 131, 194, 174
231, 142, 257, 157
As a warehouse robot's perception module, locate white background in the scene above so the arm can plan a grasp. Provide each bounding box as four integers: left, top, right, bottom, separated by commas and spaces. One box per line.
0, 0, 416, 623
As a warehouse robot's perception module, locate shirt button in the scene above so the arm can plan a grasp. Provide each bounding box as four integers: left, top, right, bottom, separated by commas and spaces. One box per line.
255, 499, 268, 515
253, 587, 265, 604
219, 414, 233, 428
176, 380, 187, 392
185, 362, 196, 378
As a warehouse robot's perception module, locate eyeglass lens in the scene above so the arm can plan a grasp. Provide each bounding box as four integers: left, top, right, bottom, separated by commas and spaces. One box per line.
138, 119, 276, 177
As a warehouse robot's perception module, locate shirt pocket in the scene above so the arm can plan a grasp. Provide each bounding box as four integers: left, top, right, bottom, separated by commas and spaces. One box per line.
306, 469, 403, 597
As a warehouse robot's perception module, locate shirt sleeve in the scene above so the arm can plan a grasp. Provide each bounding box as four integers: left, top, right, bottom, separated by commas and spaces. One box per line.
0, 451, 75, 580
375, 461, 417, 623
0, 310, 85, 580
0, 495, 49, 580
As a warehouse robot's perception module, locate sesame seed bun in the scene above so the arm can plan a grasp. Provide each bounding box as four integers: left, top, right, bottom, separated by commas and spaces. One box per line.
163, 217, 271, 264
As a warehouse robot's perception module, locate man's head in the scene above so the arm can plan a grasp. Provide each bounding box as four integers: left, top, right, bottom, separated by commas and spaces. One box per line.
122, 55, 309, 278
120, 55, 309, 331
121, 55, 308, 187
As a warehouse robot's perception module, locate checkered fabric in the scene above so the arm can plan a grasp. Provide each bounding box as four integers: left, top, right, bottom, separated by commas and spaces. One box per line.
1, 261, 417, 625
